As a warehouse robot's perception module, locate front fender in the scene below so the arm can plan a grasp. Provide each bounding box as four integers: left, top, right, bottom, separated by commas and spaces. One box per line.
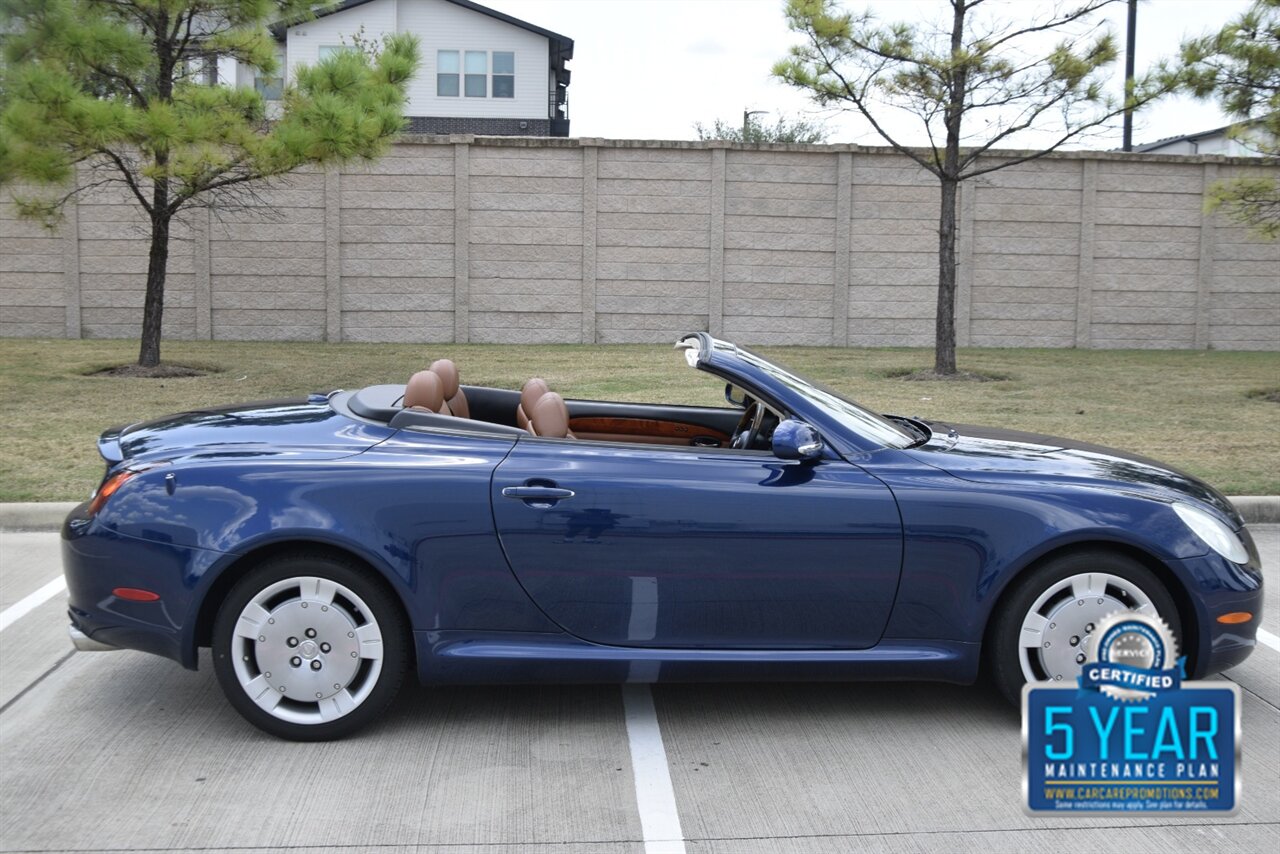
879, 474, 1222, 645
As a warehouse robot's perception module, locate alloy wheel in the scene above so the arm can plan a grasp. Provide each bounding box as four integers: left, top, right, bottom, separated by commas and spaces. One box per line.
229, 575, 385, 725
1016, 571, 1157, 684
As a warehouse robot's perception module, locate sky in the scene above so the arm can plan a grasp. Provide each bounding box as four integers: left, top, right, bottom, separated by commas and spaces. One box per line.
478, 0, 1251, 149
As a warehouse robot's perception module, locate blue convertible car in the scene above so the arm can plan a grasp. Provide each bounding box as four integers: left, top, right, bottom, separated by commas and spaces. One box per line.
63, 334, 1263, 739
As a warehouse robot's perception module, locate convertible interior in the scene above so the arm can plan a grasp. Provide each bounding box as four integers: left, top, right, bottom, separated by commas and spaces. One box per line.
331, 357, 784, 452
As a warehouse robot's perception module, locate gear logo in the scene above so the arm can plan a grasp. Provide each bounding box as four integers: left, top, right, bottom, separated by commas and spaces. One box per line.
1081, 611, 1182, 701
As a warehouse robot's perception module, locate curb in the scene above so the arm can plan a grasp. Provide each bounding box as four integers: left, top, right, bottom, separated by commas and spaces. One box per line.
1228, 496, 1280, 525
0, 502, 81, 532
1, 497, 1277, 532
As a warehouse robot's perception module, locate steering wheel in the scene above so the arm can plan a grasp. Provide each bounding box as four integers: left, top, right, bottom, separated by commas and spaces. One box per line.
731, 401, 766, 450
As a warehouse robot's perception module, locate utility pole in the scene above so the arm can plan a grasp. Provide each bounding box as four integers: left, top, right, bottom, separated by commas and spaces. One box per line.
1123, 0, 1138, 151
743, 109, 767, 141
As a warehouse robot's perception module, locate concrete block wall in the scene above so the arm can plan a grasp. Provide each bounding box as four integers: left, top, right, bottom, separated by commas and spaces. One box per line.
467, 144, 583, 343
725, 150, 838, 345
969, 159, 1082, 348
1, 136, 1277, 350
1212, 163, 1280, 351
209, 173, 325, 341
596, 147, 712, 343
1, 195, 65, 338
339, 145, 456, 343
849, 156, 940, 347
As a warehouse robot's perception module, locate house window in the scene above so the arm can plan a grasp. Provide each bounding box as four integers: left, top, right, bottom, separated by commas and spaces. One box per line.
255, 75, 283, 100
464, 51, 487, 97
492, 51, 514, 98
437, 50, 459, 96
437, 50, 514, 99
319, 45, 347, 60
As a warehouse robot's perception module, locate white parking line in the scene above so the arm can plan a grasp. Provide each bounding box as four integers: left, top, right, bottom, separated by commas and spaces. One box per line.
1257, 627, 1280, 653
0, 576, 66, 632
622, 684, 686, 854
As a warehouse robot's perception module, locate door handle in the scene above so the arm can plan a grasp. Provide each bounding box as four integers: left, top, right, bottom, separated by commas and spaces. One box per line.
502, 485, 575, 504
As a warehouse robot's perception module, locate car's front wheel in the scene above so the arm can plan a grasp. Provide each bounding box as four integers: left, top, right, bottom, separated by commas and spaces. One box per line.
212, 553, 409, 740
988, 550, 1182, 706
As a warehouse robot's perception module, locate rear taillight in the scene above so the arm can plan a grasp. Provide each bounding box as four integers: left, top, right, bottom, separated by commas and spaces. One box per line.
87, 463, 166, 516
88, 469, 136, 516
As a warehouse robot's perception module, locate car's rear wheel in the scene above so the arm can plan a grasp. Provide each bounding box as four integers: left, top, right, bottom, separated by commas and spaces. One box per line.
212, 553, 409, 740
987, 550, 1181, 706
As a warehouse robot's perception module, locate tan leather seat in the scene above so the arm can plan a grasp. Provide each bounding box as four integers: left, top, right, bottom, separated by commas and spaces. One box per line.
529, 392, 574, 439
430, 359, 469, 419
403, 370, 445, 413
517, 378, 549, 431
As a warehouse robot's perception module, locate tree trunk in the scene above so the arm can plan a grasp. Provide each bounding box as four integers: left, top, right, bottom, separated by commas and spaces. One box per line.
933, 0, 968, 376
137, 213, 170, 367
139, 15, 174, 369
934, 178, 959, 375
138, 174, 170, 368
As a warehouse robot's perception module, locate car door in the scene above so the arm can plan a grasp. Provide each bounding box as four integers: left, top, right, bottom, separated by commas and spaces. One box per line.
490, 437, 903, 648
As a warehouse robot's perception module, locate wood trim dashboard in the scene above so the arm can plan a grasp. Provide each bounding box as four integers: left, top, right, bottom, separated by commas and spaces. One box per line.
567, 417, 730, 446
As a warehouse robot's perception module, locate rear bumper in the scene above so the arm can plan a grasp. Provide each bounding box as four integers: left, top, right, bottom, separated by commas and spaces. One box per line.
69, 622, 119, 652
62, 503, 203, 669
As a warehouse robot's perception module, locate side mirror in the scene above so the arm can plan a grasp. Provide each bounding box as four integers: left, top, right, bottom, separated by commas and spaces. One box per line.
772, 419, 824, 462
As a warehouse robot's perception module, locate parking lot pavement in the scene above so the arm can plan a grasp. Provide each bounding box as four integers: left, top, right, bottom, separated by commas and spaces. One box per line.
0, 652, 643, 852
0, 532, 62, 611
0, 527, 1276, 853
0, 532, 70, 710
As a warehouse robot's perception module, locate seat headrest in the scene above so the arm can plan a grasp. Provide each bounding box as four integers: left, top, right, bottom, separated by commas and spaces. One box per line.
430, 359, 460, 399
530, 392, 570, 439
403, 370, 444, 413
521, 377, 549, 413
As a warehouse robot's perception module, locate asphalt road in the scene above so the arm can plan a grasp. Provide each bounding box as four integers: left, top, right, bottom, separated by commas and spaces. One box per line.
0, 527, 1276, 854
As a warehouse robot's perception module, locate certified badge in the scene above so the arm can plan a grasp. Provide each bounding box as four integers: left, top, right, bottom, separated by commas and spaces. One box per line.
1084, 611, 1181, 701
1023, 609, 1241, 815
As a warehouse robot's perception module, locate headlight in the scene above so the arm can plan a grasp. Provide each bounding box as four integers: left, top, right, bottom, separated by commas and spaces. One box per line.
1172, 502, 1248, 564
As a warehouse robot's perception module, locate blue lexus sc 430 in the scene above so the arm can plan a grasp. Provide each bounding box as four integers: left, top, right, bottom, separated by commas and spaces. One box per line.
61, 334, 1263, 739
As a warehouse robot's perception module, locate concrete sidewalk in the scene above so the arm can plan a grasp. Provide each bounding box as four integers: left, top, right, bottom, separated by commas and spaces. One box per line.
3, 496, 1278, 531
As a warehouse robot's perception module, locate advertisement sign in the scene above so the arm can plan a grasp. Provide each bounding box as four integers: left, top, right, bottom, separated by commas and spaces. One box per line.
1023, 612, 1242, 814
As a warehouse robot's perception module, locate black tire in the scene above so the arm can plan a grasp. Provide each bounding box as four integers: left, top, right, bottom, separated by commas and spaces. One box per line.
212, 552, 410, 741
986, 550, 1181, 707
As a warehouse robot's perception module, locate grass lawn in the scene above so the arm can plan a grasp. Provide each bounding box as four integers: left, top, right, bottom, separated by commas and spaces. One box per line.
1, 338, 1277, 501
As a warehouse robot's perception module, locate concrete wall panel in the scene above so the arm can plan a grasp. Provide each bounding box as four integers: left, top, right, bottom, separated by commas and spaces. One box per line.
2, 139, 1276, 349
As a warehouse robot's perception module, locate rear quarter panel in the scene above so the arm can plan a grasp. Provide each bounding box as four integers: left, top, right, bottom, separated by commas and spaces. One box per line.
85, 430, 559, 667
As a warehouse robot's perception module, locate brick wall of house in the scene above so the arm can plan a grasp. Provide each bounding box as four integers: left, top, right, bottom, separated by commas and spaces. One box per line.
404, 117, 551, 135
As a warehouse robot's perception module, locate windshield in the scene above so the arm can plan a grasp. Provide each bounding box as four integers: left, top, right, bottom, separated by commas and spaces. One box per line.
711, 342, 916, 449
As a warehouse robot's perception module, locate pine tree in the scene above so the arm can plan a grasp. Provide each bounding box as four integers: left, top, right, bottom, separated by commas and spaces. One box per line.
775, 0, 1172, 374
1178, 0, 1280, 238
0, 1, 420, 367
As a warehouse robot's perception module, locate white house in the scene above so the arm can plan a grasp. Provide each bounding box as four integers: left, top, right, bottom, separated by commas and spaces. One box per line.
224, 0, 573, 136
1134, 120, 1270, 157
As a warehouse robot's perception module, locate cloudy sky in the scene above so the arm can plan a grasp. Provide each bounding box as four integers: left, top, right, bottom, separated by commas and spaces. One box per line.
480, 0, 1249, 148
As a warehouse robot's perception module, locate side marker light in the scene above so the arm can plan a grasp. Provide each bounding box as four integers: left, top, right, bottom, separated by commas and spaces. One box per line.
113, 588, 161, 602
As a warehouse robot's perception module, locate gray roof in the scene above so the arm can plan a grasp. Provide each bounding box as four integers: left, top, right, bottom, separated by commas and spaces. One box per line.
1133, 119, 1257, 152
